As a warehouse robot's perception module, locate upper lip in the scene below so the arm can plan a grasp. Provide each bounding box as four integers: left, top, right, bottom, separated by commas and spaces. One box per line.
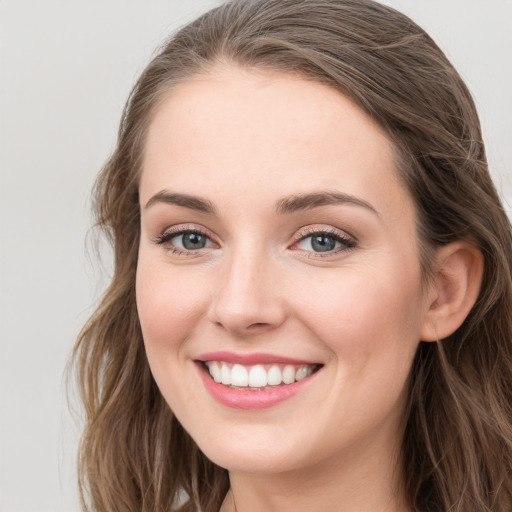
196, 351, 321, 366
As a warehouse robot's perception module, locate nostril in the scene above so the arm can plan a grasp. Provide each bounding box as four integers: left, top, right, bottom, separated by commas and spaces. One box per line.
246, 322, 272, 331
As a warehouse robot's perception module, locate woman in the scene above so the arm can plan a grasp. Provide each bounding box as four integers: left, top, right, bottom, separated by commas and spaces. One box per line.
73, 0, 512, 511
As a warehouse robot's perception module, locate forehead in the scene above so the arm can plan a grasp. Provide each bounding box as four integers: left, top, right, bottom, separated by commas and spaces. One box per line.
140, 66, 410, 221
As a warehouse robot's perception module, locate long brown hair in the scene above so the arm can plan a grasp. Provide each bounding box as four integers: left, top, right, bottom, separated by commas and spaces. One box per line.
73, 1, 512, 510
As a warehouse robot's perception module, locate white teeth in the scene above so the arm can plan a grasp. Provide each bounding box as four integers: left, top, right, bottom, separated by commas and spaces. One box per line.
249, 365, 267, 387
221, 364, 231, 385
205, 361, 318, 389
231, 364, 249, 386
209, 361, 222, 383
295, 366, 309, 381
282, 365, 296, 385
267, 365, 282, 386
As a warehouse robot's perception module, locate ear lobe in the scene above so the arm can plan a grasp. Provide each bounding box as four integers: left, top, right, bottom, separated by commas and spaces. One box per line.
420, 242, 484, 342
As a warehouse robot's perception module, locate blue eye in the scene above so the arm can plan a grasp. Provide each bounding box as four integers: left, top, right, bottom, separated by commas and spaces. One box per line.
155, 229, 213, 252
310, 234, 338, 252
174, 232, 208, 250
295, 231, 355, 254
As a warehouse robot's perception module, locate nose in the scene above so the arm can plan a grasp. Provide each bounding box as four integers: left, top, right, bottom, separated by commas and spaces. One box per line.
208, 247, 287, 337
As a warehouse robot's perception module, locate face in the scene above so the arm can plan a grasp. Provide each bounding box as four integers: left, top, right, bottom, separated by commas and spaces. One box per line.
136, 67, 431, 477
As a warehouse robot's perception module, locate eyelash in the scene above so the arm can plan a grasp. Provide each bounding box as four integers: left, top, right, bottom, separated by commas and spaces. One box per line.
153, 225, 357, 257
153, 225, 214, 256
291, 227, 356, 257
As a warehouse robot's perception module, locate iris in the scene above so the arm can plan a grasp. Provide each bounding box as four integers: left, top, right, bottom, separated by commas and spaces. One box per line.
181, 232, 207, 250
311, 235, 337, 252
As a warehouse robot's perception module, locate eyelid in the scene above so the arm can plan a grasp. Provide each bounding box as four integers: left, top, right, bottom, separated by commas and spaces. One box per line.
290, 225, 357, 256
292, 224, 356, 242
153, 223, 217, 249
151, 223, 356, 257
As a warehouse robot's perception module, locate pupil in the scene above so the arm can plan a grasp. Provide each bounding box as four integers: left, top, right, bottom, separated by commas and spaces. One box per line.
182, 233, 206, 250
311, 235, 336, 252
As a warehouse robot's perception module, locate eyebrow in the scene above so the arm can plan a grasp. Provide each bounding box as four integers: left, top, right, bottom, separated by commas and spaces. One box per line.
144, 189, 378, 217
144, 191, 216, 214
275, 191, 379, 216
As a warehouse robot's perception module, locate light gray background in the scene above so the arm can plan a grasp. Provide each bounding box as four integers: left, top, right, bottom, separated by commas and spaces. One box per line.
1, 1, 510, 511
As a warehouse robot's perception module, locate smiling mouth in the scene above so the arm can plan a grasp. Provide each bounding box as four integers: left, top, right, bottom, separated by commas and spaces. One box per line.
201, 361, 323, 390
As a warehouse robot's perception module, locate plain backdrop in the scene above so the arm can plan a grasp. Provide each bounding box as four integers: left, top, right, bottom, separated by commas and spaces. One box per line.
0, 1, 510, 511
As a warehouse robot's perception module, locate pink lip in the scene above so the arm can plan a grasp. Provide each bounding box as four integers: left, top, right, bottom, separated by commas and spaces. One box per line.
195, 359, 321, 410
196, 351, 318, 366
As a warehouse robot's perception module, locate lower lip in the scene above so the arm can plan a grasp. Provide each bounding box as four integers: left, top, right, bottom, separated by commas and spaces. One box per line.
196, 363, 318, 410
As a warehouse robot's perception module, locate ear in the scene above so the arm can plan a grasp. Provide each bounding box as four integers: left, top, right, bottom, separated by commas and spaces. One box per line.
420, 241, 484, 342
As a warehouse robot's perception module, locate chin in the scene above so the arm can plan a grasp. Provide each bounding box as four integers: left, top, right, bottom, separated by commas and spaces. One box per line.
202, 444, 298, 474
186, 422, 317, 475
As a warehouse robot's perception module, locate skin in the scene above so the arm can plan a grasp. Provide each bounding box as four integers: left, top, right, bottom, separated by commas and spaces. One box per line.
136, 66, 436, 512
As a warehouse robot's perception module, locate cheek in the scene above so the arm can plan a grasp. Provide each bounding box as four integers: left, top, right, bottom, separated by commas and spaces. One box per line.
294, 259, 425, 363
135, 258, 209, 356
286, 262, 425, 449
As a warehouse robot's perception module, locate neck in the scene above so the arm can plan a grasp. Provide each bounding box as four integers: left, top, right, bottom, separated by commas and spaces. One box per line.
220, 436, 410, 512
